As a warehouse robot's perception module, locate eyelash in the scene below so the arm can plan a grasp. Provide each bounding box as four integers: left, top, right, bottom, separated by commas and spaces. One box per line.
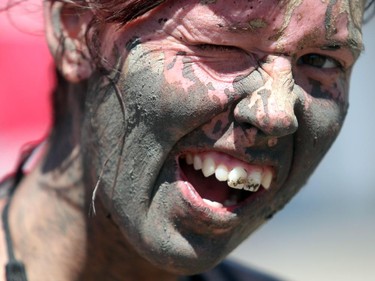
297, 53, 343, 70
195, 44, 238, 52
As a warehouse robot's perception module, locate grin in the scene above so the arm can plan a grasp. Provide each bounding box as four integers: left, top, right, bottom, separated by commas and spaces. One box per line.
179, 151, 274, 210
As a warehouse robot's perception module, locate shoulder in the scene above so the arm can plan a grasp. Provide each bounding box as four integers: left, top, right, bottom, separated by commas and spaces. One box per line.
200, 259, 286, 281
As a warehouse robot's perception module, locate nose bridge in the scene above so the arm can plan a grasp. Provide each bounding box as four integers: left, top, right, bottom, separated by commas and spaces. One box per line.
234, 55, 298, 137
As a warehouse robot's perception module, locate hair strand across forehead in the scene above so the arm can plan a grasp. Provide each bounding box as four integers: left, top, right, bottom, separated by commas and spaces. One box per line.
79, 0, 166, 25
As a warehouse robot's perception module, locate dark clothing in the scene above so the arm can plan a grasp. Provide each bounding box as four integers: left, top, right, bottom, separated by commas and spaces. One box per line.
183, 260, 284, 281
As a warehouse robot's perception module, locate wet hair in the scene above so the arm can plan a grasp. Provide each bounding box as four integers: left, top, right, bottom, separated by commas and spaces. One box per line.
71, 0, 166, 24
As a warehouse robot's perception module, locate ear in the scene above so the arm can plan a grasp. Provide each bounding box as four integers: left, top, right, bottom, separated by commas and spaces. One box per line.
44, 1, 94, 83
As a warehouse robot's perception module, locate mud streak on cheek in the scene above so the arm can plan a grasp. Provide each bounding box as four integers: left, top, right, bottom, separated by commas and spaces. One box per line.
164, 52, 194, 93
201, 113, 231, 140
308, 76, 347, 104
164, 52, 234, 107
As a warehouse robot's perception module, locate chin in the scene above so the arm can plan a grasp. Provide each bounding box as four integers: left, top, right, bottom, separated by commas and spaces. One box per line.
137, 235, 232, 275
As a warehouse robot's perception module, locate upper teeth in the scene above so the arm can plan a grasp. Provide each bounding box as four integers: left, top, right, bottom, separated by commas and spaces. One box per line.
185, 152, 272, 192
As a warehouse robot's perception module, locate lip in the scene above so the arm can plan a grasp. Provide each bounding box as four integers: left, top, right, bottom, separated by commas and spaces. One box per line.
175, 150, 276, 228
176, 179, 241, 232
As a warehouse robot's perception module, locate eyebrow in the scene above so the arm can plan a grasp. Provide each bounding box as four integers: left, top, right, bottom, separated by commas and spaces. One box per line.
320, 39, 364, 55
223, 23, 364, 55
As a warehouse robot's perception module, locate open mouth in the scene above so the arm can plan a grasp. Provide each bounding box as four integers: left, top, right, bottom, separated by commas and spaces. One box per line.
179, 151, 273, 209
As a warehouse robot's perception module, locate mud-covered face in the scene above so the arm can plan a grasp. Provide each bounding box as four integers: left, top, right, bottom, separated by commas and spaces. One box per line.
82, 0, 364, 274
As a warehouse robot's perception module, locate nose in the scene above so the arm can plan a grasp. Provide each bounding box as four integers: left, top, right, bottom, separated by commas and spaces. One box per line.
234, 55, 298, 137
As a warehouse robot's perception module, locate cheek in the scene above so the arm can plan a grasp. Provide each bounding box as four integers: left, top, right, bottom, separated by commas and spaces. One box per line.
293, 71, 349, 161
163, 51, 236, 107
294, 68, 349, 108
309, 101, 345, 136
297, 86, 347, 159
121, 46, 240, 142
306, 92, 347, 145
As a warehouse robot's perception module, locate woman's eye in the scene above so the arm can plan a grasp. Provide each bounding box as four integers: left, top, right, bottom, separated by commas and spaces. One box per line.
196, 44, 238, 52
297, 54, 342, 69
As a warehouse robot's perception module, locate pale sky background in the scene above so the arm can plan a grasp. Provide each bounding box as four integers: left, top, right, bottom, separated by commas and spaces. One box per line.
1, 2, 375, 281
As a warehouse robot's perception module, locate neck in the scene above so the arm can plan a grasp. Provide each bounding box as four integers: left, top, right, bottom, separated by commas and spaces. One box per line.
8, 142, 86, 280
79, 200, 179, 281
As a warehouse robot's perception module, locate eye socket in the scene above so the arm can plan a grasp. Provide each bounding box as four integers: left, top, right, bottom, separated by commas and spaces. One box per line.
297, 53, 342, 69
186, 43, 255, 80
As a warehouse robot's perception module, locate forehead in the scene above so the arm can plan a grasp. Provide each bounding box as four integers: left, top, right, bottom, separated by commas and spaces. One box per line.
161, 0, 365, 25
147, 0, 364, 54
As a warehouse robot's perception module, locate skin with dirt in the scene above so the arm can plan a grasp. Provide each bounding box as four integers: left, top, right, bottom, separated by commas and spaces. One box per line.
0, 0, 365, 281
85, 0, 363, 272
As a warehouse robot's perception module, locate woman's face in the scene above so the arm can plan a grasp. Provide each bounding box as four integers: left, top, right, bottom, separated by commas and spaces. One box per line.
82, 0, 363, 274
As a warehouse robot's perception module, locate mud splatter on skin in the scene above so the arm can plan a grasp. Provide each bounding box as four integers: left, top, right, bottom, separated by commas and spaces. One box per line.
325, 0, 339, 38
80, 0, 365, 276
295, 29, 321, 51
248, 18, 268, 29
227, 18, 268, 32
324, 0, 364, 58
269, 0, 303, 42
